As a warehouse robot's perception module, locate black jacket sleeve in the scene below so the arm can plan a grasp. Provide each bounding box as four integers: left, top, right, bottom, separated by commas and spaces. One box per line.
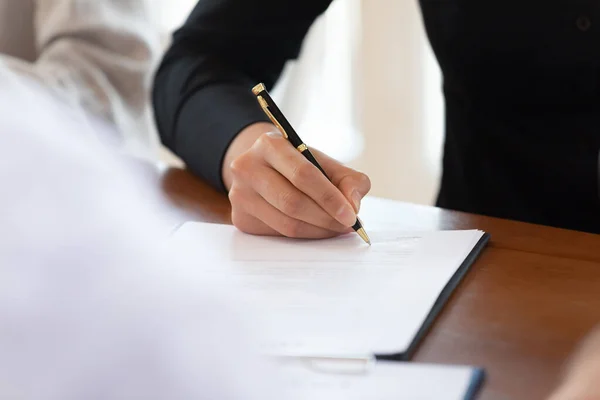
153, 0, 333, 192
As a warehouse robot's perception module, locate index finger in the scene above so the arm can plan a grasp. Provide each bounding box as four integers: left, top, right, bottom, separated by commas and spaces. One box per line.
258, 135, 357, 227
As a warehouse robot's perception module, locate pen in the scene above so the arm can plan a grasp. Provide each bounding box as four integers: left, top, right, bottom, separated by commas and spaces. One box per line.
252, 83, 371, 245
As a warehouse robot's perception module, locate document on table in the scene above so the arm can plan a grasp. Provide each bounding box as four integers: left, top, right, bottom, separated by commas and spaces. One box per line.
170, 223, 488, 358
278, 360, 484, 400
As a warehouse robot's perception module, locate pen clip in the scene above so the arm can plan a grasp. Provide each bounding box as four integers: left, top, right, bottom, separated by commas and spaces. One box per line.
256, 95, 289, 140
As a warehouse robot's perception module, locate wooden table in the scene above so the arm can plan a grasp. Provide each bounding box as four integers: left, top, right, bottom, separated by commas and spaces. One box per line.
161, 168, 600, 400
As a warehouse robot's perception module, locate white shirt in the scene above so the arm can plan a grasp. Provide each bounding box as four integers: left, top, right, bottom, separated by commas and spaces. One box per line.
0, 67, 279, 399
0, 0, 162, 159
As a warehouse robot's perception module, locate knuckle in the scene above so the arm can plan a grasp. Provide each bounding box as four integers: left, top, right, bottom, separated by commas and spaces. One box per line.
319, 189, 339, 208
229, 156, 250, 178
280, 219, 303, 238
228, 187, 245, 206
279, 191, 304, 217
327, 219, 346, 232
290, 163, 315, 187
254, 135, 268, 150
255, 132, 282, 152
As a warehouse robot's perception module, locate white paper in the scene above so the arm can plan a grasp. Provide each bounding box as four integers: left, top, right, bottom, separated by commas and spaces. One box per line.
171, 223, 485, 356
278, 361, 477, 400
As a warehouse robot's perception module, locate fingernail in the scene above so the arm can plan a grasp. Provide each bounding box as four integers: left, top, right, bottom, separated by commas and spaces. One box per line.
351, 190, 362, 212
336, 204, 357, 227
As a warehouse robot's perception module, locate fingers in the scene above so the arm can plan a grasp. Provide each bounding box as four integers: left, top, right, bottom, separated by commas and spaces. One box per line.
228, 129, 372, 239
258, 134, 357, 227
309, 148, 371, 213
249, 165, 350, 233
230, 189, 340, 239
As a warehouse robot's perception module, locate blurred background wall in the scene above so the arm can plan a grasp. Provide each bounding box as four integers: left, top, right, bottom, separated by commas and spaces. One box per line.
155, 0, 444, 206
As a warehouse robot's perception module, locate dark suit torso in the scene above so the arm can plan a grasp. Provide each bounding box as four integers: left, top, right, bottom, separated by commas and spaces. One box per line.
154, 0, 600, 233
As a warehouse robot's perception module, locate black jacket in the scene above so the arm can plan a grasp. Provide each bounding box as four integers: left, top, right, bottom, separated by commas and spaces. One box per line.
153, 0, 600, 233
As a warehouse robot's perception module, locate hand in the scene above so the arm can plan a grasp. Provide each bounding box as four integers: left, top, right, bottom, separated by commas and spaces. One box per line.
223, 123, 371, 238
548, 326, 600, 400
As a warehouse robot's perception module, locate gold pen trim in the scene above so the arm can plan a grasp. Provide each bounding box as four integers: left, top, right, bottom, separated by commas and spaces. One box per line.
356, 217, 371, 245
252, 83, 266, 96
257, 96, 288, 139
297, 143, 308, 152
356, 228, 371, 246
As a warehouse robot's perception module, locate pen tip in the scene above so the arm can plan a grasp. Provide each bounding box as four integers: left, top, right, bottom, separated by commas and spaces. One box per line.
357, 228, 371, 246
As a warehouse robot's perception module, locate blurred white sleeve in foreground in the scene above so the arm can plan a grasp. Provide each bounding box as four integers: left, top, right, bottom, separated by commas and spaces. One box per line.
0, 67, 279, 400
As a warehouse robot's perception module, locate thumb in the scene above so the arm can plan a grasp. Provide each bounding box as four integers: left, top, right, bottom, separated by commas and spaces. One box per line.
337, 172, 371, 213
312, 148, 371, 213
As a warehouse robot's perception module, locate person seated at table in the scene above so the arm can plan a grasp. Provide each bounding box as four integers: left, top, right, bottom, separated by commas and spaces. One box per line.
1, 0, 160, 157
153, 0, 600, 237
